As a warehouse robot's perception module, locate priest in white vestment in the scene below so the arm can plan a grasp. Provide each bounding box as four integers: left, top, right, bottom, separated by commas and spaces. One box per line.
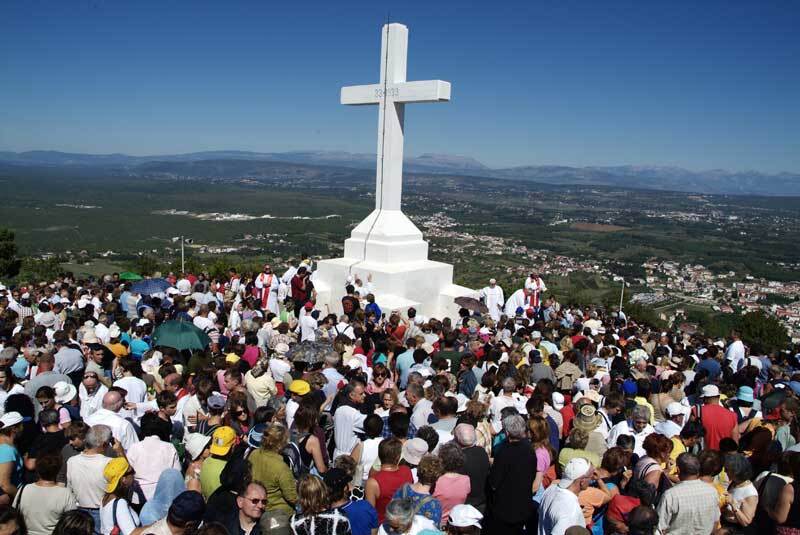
254, 264, 280, 315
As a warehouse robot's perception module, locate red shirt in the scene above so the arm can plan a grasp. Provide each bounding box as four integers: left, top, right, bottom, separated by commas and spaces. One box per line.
697, 403, 737, 450
607, 494, 640, 524
291, 275, 308, 302
371, 466, 413, 524
561, 404, 576, 438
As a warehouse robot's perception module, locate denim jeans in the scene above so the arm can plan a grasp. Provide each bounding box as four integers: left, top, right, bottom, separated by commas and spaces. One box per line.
79, 507, 101, 535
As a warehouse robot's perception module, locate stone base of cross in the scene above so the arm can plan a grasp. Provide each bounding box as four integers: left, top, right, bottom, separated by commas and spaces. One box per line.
313, 23, 475, 318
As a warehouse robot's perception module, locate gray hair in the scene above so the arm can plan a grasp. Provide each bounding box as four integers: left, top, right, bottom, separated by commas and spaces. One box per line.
631, 405, 650, 422
502, 414, 527, 440
338, 315, 350, 323
384, 498, 415, 527
39, 409, 59, 427
676, 452, 701, 477
438, 441, 466, 472
324, 354, 340, 366
86, 424, 112, 450
453, 423, 477, 447
501, 376, 517, 393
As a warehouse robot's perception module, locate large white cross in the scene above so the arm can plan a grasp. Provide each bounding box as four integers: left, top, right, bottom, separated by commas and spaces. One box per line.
341, 23, 451, 212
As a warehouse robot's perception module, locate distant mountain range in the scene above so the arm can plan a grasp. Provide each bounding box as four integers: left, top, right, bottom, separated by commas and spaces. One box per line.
0, 149, 797, 196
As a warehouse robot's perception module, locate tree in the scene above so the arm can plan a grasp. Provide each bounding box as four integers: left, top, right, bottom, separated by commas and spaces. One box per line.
737, 311, 789, 353
0, 228, 20, 279
17, 257, 61, 283
132, 256, 162, 277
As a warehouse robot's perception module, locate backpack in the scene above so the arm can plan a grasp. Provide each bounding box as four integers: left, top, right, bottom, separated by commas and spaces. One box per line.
282, 433, 310, 479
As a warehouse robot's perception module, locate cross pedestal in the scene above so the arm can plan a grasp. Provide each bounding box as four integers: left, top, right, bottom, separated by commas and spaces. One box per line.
314, 23, 474, 318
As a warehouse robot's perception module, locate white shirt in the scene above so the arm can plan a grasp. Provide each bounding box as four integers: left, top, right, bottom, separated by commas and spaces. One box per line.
269, 358, 291, 385
489, 394, 518, 433
126, 436, 181, 500
79, 383, 109, 420
113, 376, 147, 422
359, 437, 383, 485
654, 419, 683, 439
332, 322, 356, 340
298, 314, 317, 342
726, 340, 746, 370
85, 408, 139, 451
193, 315, 214, 332
411, 398, 434, 430
538, 485, 585, 535
333, 405, 367, 458
286, 398, 300, 430
100, 497, 139, 535
321, 367, 344, 399
67, 452, 112, 508
607, 420, 654, 457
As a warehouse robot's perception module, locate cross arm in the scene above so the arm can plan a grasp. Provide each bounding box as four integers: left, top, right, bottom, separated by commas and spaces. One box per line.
341, 80, 451, 106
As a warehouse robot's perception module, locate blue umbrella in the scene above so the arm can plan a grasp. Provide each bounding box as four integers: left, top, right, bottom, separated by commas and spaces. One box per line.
131, 277, 172, 295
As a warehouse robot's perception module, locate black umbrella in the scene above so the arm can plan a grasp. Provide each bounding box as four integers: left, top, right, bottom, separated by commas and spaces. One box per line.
454, 296, 488, 314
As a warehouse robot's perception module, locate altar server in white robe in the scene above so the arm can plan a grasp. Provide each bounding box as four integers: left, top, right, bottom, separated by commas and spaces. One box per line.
480, 278, 505, 322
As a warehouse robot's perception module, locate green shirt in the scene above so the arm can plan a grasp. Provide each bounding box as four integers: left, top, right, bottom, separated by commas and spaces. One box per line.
437, 350, 463, 375
199, 457, 227, 500
249, 449, 298, 515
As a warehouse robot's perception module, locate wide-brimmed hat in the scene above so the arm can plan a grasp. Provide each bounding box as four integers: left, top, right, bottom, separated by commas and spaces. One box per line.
104, 457, 132, 493
185, 433, 212, 461
401, 438, 428, 465
54, 381, 77, 404
573, 404, 602, 433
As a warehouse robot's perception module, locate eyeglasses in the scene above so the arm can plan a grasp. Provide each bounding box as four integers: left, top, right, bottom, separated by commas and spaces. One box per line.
244, 497, 267, 506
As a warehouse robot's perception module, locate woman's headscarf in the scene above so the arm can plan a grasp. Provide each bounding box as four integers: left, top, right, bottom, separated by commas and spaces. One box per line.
138, 469, 186, 525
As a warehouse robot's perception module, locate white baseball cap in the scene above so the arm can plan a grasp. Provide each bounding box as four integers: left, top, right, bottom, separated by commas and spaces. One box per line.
666, 402, 685, 417
448, 504, 483, 528
701, 384, 721, 398
558, 457, 592, 488
0, 412, 23, 428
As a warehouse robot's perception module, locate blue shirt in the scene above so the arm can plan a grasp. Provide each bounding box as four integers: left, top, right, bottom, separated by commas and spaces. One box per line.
0, 444, 23, 486
339, 500, 378, 535
365, 302, 382, 320
129, 339, 150, 358
395, 350, 415, 389
392, 484, 442, 525
696, 358, 721, 381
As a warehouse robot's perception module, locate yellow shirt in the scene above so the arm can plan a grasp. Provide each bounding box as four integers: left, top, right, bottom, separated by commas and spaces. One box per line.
669, 437, 686, 476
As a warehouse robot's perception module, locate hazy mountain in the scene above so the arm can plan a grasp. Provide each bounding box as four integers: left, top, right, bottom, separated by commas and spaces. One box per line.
0, 150, 797, 196
0, 150, 488, 174
493, 165, 800, 196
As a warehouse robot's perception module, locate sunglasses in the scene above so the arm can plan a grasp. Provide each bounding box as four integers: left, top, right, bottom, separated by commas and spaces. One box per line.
374, 373, 388, 378
244, 497, 267, 506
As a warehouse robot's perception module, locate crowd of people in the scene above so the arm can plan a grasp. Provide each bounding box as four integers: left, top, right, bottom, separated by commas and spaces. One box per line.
0, 261, 798, 535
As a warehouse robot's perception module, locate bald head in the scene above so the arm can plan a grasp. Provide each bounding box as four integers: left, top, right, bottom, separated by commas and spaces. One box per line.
102, 391, 124, 412
454, 423, 477, 448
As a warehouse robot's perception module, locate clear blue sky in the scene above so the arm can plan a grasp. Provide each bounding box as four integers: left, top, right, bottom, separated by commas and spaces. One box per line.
1, 1, 798, 172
